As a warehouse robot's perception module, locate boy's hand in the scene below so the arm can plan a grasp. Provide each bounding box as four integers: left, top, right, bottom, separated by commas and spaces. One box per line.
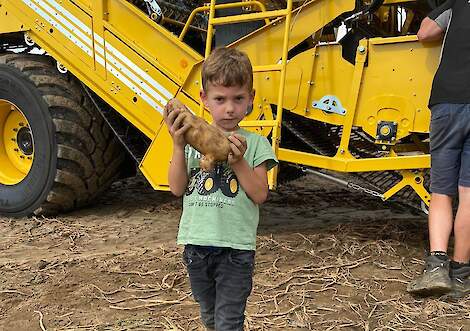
228, 134, 247, 165
163, 107, 190, 148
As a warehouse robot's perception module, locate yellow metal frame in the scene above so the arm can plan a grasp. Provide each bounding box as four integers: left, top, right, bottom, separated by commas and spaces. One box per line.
251, 33, 438, 203
0, 0, 438, 206
382, 170, 430, 207
278, 148, 429, 172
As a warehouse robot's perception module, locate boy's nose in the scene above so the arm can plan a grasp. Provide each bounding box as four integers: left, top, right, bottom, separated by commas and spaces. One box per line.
225, 102, 235, 113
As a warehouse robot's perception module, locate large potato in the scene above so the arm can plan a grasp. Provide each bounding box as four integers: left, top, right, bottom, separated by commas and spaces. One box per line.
165, 98, 232, 171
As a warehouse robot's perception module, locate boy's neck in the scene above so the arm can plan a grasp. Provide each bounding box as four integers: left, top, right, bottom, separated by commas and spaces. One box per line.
212, 123, 240, 133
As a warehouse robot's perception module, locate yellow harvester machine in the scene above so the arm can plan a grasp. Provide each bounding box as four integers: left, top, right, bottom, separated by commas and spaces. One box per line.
0, 0, 444, 216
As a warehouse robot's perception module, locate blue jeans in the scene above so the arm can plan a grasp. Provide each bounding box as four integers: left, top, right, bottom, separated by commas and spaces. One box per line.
183, 245, 255, 331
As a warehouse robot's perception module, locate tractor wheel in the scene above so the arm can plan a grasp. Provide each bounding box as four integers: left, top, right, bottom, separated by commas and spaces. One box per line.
0, 54, 127, 217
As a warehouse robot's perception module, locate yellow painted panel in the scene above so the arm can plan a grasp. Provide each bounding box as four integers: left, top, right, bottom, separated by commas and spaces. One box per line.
73, 0, 92, 13
140, 122, 172, 190
103, 31, 180, 132
0, 1, 27, 33
8, 0, 94, 69
105, 0, 202, 85
180, 61, 204, 110
359, 37, 441, 137
253, 65, 302, 110
140, 91, 200, 189
276, 37, 442, 141
291, 44, 354, 126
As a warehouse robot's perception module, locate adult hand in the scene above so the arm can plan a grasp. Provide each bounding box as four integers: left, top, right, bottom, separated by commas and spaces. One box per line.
227, 134, 247, 165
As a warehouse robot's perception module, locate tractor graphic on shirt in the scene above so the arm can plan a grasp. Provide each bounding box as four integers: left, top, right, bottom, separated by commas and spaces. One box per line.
186, 164, 239, 198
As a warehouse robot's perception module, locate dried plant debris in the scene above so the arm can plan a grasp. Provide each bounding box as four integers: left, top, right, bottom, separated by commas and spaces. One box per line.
1, 175, 469, 330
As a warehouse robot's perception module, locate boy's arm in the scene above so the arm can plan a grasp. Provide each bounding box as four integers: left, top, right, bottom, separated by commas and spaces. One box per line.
168, 145, 189, 197
232, 160, 269, 205
417, 1, 453, 42
163, 105, 190, 196
228, 135, 269, 204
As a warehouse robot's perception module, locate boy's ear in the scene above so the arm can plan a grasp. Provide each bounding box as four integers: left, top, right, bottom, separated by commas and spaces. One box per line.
246, 90, 255, 116
246, 104, 253, 116
248, 89, 255, 106
200, 89, 209, 110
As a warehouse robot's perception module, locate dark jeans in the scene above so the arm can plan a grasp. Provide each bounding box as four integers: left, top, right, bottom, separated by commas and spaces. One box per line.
430, 103, 470, 195
183, 245, 255, 331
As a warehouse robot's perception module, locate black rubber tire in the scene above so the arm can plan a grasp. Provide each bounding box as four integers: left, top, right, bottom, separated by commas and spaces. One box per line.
220, 173, 239, 198
197, 171, 219, 196
0, 54, 127, 217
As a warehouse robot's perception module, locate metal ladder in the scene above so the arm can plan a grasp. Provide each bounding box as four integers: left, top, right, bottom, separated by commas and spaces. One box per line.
203, 0, 294, 189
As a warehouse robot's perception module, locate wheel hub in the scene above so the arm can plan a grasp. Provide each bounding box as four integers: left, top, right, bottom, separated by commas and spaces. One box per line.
17, 127, 34, 155
0, 100, 34, 185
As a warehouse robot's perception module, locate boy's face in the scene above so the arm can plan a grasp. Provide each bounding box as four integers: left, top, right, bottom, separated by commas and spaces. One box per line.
200, 82, 254, 132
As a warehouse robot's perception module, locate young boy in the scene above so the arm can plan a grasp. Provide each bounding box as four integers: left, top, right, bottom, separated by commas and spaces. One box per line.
163, 47, 278, 330
407, 0, 470, 297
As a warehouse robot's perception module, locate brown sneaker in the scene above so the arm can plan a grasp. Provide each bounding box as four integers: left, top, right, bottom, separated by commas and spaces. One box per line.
449, 264, 470, 298
407, 255, 452, 296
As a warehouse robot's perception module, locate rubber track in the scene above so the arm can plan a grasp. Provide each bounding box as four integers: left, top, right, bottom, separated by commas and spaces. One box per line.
1, 54, 126, 215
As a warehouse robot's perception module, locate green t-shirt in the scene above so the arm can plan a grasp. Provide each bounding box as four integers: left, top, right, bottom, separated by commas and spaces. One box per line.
177, 128, 278, 250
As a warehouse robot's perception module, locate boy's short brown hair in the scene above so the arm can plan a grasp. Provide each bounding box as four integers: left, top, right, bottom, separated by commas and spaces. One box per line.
201, 47, 253, 92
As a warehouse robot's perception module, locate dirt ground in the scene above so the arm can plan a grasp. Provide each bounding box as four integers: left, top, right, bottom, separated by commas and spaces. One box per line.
1, 174, 470, 331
